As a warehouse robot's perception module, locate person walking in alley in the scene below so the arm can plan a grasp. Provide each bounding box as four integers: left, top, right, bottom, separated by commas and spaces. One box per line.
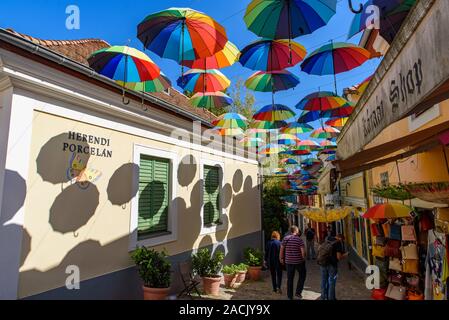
280, 226, 306, 300
305, 223, 316, 260
317, 233, 349, 300
265, 231, 283, 294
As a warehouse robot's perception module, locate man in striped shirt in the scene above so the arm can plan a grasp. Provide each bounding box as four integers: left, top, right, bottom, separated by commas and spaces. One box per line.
280, 226, 307, 300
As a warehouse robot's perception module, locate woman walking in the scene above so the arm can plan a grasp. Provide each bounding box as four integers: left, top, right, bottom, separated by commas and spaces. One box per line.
265, 231, 283, 294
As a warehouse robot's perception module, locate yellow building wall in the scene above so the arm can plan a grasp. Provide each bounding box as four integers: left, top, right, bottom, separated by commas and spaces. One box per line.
18, 111, 261, 298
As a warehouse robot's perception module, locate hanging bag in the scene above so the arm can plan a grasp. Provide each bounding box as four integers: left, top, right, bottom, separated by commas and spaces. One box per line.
375, 236, 387, 246
400, 244, 419, 260
385, 283, 407, 300
382, 222, 391, 238
384, 239, 401, 258
390, 224, 402, 241
372, 245, 385, 258
402, 259, 419, 274
389, 258, 402, 272
401, 225, 417, 241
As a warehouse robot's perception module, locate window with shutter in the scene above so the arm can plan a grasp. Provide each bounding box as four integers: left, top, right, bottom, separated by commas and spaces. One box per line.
138, 155, 170, 239
203, 165, 221, 226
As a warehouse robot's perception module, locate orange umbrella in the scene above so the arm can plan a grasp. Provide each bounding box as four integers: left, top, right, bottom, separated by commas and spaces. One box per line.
362, 203, 412, 219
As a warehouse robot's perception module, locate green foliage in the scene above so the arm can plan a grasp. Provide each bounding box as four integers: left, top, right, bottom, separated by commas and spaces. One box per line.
244, 247, 263, 267
222, 264, 238, 275
371, 184, 413, 201
130, 247, 171, 288
235, 263, 249, 272
262, 179, 290, 241
191, 248, 225, 278
225, 79, 256, 120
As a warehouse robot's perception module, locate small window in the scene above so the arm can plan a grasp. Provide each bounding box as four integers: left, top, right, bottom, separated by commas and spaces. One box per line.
380, 172, 389, 187
203, 165, 221, 226
138, 155, 170, 240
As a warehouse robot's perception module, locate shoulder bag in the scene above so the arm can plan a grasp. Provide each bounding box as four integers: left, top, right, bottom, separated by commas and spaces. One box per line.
385, 283, 406, 300
384, 239, 401, 258
401, 225, 417, 241
389, 258, 402, 272
400, 243, 418, 260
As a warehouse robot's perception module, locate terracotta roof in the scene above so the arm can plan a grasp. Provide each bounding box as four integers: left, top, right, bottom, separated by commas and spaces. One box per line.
5, 28, 217, 123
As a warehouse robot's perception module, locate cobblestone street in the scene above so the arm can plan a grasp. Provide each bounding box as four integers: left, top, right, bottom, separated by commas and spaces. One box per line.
191, 259, 371, 301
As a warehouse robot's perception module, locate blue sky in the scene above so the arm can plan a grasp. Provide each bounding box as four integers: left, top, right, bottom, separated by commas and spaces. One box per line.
0, 0, 379, 133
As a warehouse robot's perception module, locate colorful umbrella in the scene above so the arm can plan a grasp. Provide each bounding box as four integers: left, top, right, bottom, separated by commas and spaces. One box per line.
301, 158, 322, 166
245, 70, 300, 92
244, 0, 337, 39
274, 168, 288, 175
319, 148, 337, 155
246, 128, 268, 138
325, 117, 349, 128
251, 120, 288, 131
260, 144, 287, 155
362, 203, 412, 219
137, 8, 228, 66
282, 148, 312, 156
277, 134, 301, 146
253, 104, 296, 122
355, 75, 374, 94
296, 91, 350, 111
326, 154, 336, 161
182, 41, 240, 69
190, 92, 233, 109
310, 126, 341, 139
297, 111, 323, 123
212, 113, 248, 129
320, 140, 337, 148
116, 72, 171, 93
177, 69, 230, 93
239, 39, 307, 71
325, 105, 355, 118
212, 127, 246, 137
281, 122, 314, 135
281, 158, 299, 165
240, 136, 264, 148
297, 140, 321, 151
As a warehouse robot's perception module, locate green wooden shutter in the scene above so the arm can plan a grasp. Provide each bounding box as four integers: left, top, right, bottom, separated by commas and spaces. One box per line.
203, 165, 220, 226
138, 155, 170, 238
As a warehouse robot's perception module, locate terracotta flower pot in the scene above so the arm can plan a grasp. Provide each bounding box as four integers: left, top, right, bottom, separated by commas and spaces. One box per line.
202, 276, 222, 296
143, 286, 170, 300
236, 271, 247, 284
223, 273, 237, 289
248, 266, 262, 281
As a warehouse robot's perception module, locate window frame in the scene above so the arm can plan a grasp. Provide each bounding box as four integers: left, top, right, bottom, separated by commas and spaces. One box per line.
199, 158, 226, 235
129, 144, 178, 250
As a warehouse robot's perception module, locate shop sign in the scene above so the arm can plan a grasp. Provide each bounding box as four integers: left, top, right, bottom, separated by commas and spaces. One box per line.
63, 131, 112, 158
337, 0, 449, 160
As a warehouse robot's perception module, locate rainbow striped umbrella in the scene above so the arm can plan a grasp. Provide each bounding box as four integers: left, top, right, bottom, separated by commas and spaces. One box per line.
116, 72, 171, 93
245, 70, 300, 92
297, 140, 321, 151
301, 158, 322, 166
319, 148, 337, 155
310, 126, 340, 139
213, 127, 246, 137
277, 134, 301, 146
281, 158, 299, 165
239, 39, 307, 71
320, 140, 337, 149
88, 46, 160, 83
325, 104, 355, 118
190, 92, 233, 109
326, 154, 337, 162
246, 128, 268, 138
282, 148, 312, 156
212, 113, 248, 129
253, 104, 296, 122
244, 0, 337, 39
296, 91, 350, 111
177, 69, 231, 93
363, 203, 412, 219
251, 120, 288, 131
137, 8, 228, 64
260, 144, 287, 155
297, 111, 323, 123
182, 41, 240, 69
281, 122, 314, 135
355, 75, 374, 94
274, 168, 289, 175
240, 137, 264, 148
325, 117, 349, 128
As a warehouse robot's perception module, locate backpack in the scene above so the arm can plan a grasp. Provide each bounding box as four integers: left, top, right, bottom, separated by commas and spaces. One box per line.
317, 240, 336, 266
306, 229, 315, 240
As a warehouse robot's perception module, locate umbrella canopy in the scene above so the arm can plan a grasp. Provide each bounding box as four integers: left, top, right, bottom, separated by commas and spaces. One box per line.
300, 207, 352, 223
190, 92, 233, 109
326, 154, 336, 161
281, 122, 314, 135
301, 42, 371, 76
116, 72, 171, 93
274, 168, 288, 175
281, 158, 299, 165
362, 203, 412, 219
296, 91, 350, 111
251, 120, 288, 131
177, 69, 231, 93
239, 39, 307, 71
240, 137, 264, 147
320, 140, 337, 149
244, 0, 337, 39
212, 113, 248, 129
325, 105, 355, 118
297, 111, 323, 123
297, 140, 321, 151
182, 41, 240, 69
277, 134, 301, 146
282, 148, 312, 156
88, 46, 160, 83
310, 126, 340, 139
260, 144, 287, 155
325, 117, 349, 128
245, 70, 300, 93
301, 158, 322, 166
253, 104, 296, 122
212, 127, 246, 137
355, 75, 374, 95
137, 8, 228, 63
320, 149, 336, 155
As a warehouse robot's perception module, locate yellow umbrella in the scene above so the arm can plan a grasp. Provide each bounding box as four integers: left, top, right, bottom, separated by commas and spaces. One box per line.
300, 207, 352, 223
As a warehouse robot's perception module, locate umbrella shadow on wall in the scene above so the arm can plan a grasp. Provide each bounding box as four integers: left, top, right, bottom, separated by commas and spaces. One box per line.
107, 163, 139, 209
178, 155, 197, 188
0, 170, 31, 268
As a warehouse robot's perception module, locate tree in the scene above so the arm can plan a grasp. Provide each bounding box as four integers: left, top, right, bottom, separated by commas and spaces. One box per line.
262, 177, 291, 241
226, 79, 256, 120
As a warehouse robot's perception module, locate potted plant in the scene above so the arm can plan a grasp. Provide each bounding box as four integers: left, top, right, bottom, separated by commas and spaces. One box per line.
244, 247, 263, 281
130, 246, 171, 300
192, 248, 224, 296
235, 263, 248, 285
222, 265, 238, 289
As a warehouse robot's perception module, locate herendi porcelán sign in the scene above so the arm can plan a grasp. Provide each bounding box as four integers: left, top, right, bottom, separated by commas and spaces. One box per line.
63, 131, 112, 158
337, 0, 449, 160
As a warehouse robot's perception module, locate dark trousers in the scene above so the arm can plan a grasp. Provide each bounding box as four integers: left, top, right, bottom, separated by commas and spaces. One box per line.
269, 266, 283, 291
286, 263, 306, 300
